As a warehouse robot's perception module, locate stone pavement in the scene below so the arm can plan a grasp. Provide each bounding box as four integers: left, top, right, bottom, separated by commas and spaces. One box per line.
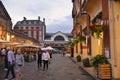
1, 54, 94, 80
69, 57, 97, 80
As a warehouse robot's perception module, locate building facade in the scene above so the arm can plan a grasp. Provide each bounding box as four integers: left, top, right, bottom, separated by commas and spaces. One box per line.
0, 1, 40, 71
71, 0, 120, 80
14, 17, 46, 44
0, 1, 12, 48
44, 31, 72, 50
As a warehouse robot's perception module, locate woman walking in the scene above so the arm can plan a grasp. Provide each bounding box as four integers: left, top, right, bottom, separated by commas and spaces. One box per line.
15, 49, 24, 80
42, 50, 50, 71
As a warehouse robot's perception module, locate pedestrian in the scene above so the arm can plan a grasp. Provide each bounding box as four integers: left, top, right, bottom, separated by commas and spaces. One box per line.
49, 50, 52, 64
42, 50, 50, 71
4, 47, 15, 80
63, 51, 66, 56
15, 49, 24, 80
4, 48, 8, 71
37, 49, 42, 70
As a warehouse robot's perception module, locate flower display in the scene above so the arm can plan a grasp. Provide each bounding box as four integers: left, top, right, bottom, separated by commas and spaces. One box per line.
90, 24, 104, 38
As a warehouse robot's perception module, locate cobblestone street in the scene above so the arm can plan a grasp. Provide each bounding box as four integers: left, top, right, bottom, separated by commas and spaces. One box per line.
21, 54, 92, 80
1, 54, 93, 80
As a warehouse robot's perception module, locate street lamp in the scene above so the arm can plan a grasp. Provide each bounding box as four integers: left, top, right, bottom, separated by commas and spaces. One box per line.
11, 35, 14, 38
81, 11, 89, 45
6, 33, 10, 41
81, 10, 87, 15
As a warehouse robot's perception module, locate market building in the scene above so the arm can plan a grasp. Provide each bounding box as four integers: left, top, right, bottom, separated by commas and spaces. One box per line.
0, 0, 12, 48
44, 31, 72, 50
0, 0, 40, 69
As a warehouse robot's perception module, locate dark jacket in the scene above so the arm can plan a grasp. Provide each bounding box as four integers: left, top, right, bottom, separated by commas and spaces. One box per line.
38, 53, 42, 62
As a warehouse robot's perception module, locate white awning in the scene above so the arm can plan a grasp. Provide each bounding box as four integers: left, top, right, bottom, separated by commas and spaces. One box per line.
46, 46, 54, 50
4, 42, 21, 45
41, 46, 55, 51
0, 39, 9, 43
16, 44, 40, 48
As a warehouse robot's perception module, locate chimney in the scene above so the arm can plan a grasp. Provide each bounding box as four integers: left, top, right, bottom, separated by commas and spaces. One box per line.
23, 17, 26, 21
38, 16, 40, 20
43, 18, 45, 23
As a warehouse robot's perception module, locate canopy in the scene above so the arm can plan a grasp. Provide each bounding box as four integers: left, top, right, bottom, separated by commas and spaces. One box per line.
46, 46, 54, 50
41, 47, 47, 50
41, 46, 54, 51
4, 42, 21, 45
15, 44, 40, 48
0, 39, 9, 43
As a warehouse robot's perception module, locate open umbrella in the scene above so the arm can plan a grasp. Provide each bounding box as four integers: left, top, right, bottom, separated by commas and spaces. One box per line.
46, 46, 54, 50
41, 47, 47, 51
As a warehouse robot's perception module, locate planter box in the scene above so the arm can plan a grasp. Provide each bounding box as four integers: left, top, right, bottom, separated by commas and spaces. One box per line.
76, 55, 81, 62
98, 64, 111, 79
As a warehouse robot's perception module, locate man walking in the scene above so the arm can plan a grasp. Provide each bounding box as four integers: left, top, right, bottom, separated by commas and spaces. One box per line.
4, 48, 8, 71
4, 47, 15, 80
37, 49, 42, 70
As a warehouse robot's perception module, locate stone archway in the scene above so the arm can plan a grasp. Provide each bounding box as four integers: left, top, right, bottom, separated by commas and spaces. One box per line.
51, 31, 69, 41
54, 35, 65, 41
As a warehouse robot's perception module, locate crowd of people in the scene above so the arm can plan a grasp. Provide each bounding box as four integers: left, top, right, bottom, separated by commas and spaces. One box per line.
0, 47, 53, 80
4, 47, 24, 80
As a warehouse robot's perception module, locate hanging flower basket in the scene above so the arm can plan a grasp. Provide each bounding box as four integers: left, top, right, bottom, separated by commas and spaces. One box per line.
70, 35, 86, 48
70, 39, 78, 48
90, 24, 104, 38
71, 43, 74, 48
77, 35, 86, 43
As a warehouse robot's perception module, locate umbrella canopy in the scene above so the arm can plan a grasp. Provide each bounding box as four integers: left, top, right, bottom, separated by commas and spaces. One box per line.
41, 47, 47, 50
16, 44, 40, 48
41, 46, 54, 51
0, 39, 10, 43
46, 46, 54, 50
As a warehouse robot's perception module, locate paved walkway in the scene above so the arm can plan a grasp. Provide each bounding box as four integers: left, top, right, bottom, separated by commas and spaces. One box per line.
1, 54, 94, 80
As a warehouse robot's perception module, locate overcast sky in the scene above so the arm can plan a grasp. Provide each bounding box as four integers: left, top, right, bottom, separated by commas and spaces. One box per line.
2, 0, 73, 33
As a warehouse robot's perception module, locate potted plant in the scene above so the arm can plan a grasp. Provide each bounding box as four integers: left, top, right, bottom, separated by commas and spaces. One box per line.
90, 54, 110, 79
76, 55, 81, 62
83, 58, 91, 67
90, 54, 109, 67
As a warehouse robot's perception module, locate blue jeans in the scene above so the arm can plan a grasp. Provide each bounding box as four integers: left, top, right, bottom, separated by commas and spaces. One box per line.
5, 62, 15, 78
43, 60, 48, 69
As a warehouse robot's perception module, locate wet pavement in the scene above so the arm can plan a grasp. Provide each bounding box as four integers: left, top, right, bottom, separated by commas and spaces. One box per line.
1, 54, 94, 80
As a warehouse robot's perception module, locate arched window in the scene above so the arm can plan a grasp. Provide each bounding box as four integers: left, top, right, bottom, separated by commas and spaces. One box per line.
54, 36, 65, 41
